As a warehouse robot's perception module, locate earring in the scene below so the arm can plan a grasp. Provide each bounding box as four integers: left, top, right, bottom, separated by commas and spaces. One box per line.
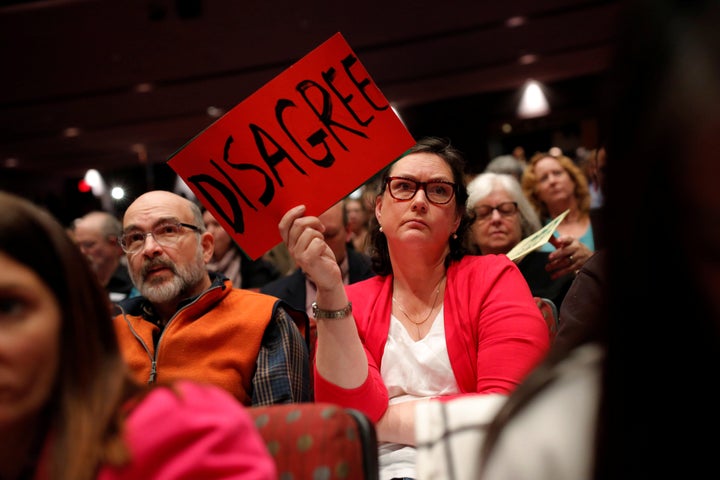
379, 226, 383, 232
452, 232, 458, 239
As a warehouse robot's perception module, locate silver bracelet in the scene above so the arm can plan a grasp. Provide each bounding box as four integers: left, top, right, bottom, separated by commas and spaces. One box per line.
311, 301, 353, 319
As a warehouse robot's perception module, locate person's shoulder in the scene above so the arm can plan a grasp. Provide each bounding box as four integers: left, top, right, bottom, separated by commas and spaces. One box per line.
481, 344, 603, 479
347, 249, 375, 282
448, 255, 524, 288
118, 381, 276, 479
452, 254, 517, 272
147, 380, 242, 408
227, 287, 283, 306
107, 264, 134, 293
519, 250, 551, 266
241, 252, 282, 287
126, 381, 251, 432
174, 380, 246, 407
346, 273, 385, 294
260, 269, 304, 295
114, 294, 146, 317
347, 248, 372, 267
580, 249, 606, 274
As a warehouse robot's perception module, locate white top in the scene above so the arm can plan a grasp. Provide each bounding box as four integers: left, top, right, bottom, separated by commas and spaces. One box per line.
378, 307, 460, 480
414, 343, 603, 480
481, 343, 602, 479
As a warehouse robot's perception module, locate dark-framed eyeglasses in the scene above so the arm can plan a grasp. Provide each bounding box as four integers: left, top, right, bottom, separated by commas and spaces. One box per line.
385, 176, 456, 205
119, 222, 200, 254
474, 201, 519, 220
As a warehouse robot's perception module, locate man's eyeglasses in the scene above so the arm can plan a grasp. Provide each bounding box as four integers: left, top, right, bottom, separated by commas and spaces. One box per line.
119, 222, 200, 254
474, 201, 519, 220
385, 176, 456, 205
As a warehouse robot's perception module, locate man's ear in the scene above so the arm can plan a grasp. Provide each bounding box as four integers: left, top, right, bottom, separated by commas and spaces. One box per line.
201, 231, 214, 263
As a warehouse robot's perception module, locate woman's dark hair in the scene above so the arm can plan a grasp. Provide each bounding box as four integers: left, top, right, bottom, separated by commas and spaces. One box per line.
0, 191, 143, 480
368, 136, 471, 275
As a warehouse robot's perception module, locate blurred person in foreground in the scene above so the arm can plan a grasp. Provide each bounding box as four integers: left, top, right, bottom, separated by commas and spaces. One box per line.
279, 137, 549, 480
416, 1, 720, 478
0, 190, 275, 480
553, 144, 608, 350
113, 190, 311, 406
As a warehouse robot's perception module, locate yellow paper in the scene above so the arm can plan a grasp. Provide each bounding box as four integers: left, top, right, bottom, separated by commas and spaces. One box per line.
506, 209, 570, 262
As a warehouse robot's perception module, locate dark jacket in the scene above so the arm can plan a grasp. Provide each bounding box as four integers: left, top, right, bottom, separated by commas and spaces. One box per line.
260, 249, 374, 311
554, 249, 606, 350
517, 250, 575, 311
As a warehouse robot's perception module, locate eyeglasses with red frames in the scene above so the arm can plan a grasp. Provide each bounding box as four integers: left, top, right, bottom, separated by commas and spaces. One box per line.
385, 176, 457, 205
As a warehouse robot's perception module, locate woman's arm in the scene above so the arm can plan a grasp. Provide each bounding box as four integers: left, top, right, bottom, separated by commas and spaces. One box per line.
279, 205, 368, 389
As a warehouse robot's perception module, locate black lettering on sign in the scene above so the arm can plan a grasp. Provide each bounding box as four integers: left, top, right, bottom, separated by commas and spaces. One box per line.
225, 133, 276, 205
276, 98, 334, 167
323, 64, 372, 127
187, 165, 248, 234
249, 123, 307, 187
184, 46, 394, 239
297, 79, 367, 152
342, 54, 389, 112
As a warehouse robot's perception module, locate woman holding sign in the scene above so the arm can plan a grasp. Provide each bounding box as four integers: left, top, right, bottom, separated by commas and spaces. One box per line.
279, 136, 549, 480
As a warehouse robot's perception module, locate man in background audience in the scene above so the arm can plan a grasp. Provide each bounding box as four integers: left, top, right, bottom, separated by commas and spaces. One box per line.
73, 210, 137, 301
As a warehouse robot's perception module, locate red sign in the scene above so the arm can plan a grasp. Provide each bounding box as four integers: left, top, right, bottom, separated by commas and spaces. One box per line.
168, 32, 415, 259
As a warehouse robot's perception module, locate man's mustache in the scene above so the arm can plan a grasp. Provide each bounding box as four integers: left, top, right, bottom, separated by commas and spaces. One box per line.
141, 259, 176, 277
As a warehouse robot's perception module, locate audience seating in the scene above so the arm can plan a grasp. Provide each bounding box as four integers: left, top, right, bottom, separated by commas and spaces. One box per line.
535, 296, 559, 341
249, 402, 379, 480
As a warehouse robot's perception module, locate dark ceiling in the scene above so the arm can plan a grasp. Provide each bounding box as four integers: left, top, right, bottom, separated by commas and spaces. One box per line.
0, 0, 624, 218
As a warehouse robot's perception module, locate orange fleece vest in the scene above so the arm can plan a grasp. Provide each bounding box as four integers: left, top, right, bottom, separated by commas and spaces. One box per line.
113, 282, 277, 405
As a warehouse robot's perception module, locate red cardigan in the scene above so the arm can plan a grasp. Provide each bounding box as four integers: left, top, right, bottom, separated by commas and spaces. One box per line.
314, 255, 550, 422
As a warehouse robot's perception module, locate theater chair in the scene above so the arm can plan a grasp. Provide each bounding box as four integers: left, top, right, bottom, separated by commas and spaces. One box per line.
249, 402, 379, 480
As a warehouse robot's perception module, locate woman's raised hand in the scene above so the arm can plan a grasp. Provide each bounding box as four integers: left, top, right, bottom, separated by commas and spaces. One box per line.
278, 205, 343, 291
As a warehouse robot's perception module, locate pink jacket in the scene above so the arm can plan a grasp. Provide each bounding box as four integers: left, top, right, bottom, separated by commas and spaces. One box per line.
97, 381, 275, 479
314, 255, 550, 422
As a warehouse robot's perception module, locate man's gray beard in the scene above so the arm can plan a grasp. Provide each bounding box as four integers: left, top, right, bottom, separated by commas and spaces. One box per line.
134, 250, 207, 304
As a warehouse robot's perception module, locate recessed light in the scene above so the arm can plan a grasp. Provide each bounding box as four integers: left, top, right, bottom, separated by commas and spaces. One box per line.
518, 54, 538, 65
517, 80, 550, 119
135, 83, 154, 93
505, 16, 527, 28
206, 106, 224, 118
63, 127, 81, 138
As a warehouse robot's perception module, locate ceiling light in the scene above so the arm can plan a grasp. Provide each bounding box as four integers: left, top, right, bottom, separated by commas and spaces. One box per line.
518, 54, 538, 65
505, 16, 526, 28
134, 83, 154, 93
63, 127, 81, 138
206, 106, 224, 118
517, 80, 550, 119
111, 186, 125, 200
